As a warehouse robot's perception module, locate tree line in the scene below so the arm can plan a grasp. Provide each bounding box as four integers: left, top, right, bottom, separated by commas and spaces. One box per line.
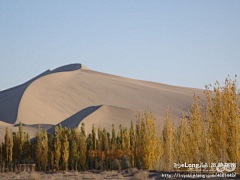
0, 77, 239, 173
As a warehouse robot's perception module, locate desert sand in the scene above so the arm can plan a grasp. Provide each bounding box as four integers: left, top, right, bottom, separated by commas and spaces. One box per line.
0, 63, 203, 142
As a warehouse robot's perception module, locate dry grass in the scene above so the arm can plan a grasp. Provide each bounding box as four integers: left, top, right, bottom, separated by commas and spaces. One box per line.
0, 170, 152, 180
29, 172, 40, 180
115, 173, 124, 179
134, 170, 149, 180
0, 170, 238, 180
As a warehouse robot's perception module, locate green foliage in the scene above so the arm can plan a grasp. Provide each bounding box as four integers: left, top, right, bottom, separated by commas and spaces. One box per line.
162, 109, 175, 171
53, 126, 61, 171
92, 124, 96, 151
62, 134, 69, 170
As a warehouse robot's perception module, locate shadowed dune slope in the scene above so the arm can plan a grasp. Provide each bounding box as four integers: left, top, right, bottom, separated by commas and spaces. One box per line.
16, 65, 203, 126
0, 70, 51, 124
79, 105, 139, 135
48, 105, 139, 135
48, 105, 102, 134
0, 63, 86, 124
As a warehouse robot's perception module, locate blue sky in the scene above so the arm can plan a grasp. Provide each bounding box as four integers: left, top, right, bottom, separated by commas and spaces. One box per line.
1, 0, 240, 90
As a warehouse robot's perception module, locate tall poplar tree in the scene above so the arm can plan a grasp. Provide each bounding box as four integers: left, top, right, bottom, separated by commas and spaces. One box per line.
162, 109, 175, 171
4, 128, 9, 165
92, 124, 96, 151
41, 130, 48, 171
63, 134, 69, 170
53, 126, 61, 171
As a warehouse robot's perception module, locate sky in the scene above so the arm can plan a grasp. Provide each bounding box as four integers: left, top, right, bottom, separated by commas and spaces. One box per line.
1, 0, 240, 90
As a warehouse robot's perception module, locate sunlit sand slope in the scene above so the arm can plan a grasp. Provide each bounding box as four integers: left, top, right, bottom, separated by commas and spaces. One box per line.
0, 63, 203, 141
16, 64, 202, 125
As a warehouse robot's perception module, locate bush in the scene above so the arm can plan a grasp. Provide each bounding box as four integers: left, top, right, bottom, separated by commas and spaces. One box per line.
111, 159, 122, 171
122, 154, 132, 169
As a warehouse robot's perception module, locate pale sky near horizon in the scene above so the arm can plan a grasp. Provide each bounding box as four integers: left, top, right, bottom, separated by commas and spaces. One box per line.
1, 0, 240, 90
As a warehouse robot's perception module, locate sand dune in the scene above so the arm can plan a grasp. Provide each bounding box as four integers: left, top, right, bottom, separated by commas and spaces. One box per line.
0, 70, 51, 124
0, 63, 203, 141
47, 105, 102, 134
16, 65, 203, 125
0, 63, 84, 124
0, 123, 54, 142
48, 105, 139, 135
79, 105, 139, 134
